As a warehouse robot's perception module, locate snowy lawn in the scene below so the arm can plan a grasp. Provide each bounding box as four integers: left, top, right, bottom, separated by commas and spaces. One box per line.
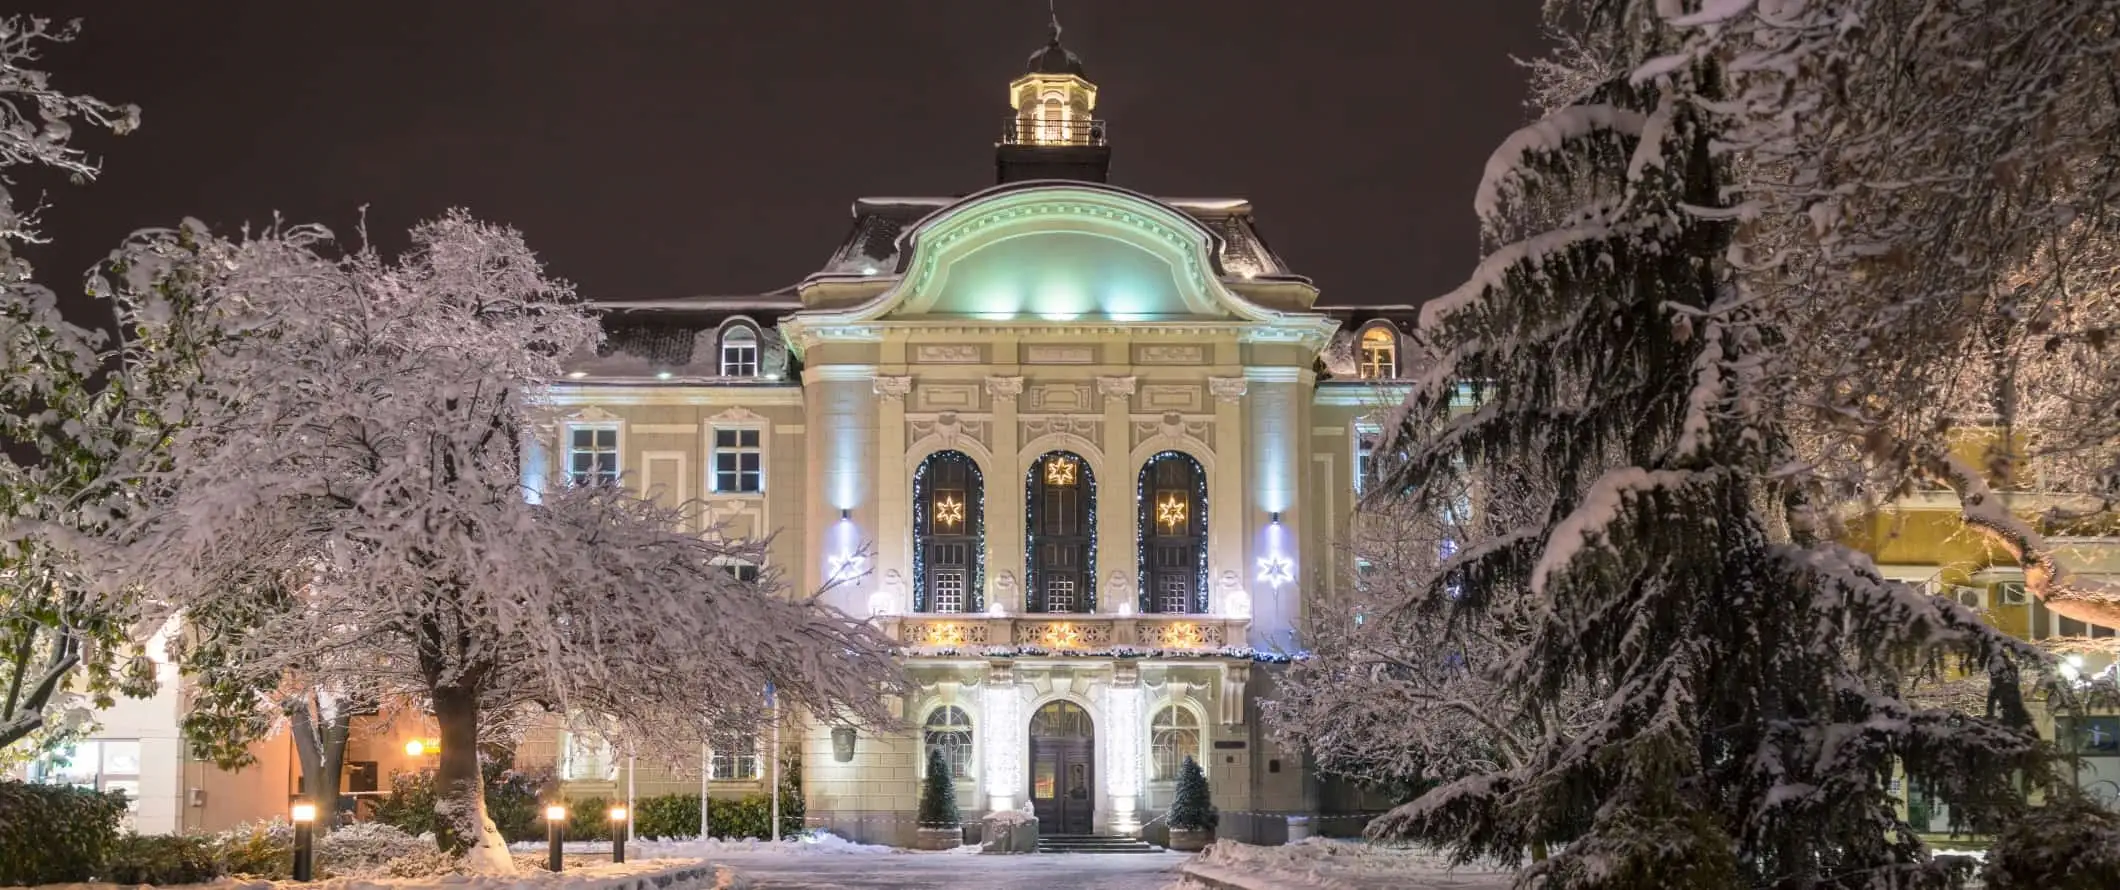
1174, 839, 1512, 890
505, 834, 1186, 889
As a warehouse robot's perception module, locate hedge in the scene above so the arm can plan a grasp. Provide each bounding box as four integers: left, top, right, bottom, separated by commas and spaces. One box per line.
370, 759, 546, 843
0, 780, 129, 885
101, 834, 220, 885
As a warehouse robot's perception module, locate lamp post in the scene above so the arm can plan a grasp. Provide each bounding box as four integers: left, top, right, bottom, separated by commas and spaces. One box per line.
608, 805, 628, 863
289, 801, 317, 881
544, 804, 567, 872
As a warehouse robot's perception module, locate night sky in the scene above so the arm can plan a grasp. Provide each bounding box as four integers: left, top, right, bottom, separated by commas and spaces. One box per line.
20, 1, 1544, 316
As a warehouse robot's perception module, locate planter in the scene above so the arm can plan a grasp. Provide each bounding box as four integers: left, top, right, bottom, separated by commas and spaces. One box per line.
915, 825, 965, 850
981, 814, 1039, 853
1168, 826, 1212, 852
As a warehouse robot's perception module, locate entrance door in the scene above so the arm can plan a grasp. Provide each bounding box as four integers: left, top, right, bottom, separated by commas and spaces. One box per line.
1028, 701, 1095, 834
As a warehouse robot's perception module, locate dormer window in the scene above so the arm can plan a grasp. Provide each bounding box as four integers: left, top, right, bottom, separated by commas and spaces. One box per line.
1358, 326, 1398, 380
720, 326, 759, 377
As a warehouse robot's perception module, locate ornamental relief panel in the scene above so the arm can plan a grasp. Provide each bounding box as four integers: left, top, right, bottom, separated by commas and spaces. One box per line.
1020, 415, 1102, 444
914, 383, 982, 412
914, 344, 982, 364
1137, 384, 1202, 413
906, 620, 991, 648
1132, 412, 1214, 451
1137, 344, 1205, 364
1137, 620, 1228, 649
1014, 620, 1115, 649
907, 412, 991, 451
1028, 382, 1093, 412
1024, 344, 1097, 364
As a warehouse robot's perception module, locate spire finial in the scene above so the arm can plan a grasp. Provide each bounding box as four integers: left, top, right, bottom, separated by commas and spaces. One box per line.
1048, 0, 1062, 44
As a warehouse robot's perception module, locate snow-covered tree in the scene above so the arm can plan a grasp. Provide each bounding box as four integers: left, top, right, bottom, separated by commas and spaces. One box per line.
104, 212, 904, 871
1269, 471, 1599, 834
0, 15, 148, 760
1365, 4, 2074, 886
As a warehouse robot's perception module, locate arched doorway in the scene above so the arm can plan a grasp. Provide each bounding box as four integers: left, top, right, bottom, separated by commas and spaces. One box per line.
1028, 701, 1095, 834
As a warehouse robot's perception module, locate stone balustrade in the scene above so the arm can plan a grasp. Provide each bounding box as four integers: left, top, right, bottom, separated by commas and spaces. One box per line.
882, 614, 1250, 654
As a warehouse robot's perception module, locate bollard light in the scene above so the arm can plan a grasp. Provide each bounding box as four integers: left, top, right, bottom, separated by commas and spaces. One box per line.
289, 801, 317, 881
608, 805, 628, 863
404, 739, 425, 757
545, 804, 566, 872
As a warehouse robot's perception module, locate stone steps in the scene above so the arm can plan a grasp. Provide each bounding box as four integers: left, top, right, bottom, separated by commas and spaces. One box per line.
1037, 833, 1164, 854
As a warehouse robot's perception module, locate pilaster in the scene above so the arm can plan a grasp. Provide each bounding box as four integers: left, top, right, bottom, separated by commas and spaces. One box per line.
875, 376, 912, 613
1097, 376, 1137, 613
1209, 376, 1248, 619
987, 376, 1024, 613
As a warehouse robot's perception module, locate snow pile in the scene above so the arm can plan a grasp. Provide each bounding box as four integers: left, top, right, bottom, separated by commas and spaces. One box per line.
1180, 839, 1511, 890
628, 832, 898, 858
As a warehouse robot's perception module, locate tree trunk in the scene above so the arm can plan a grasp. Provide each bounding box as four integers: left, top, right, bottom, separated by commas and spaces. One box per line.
286, 697, 352, 830
431, 682, 512, 873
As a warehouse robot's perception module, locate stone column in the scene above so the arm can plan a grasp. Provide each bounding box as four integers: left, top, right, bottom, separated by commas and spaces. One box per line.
986, 376, 1025, 613
1097, 376, 1137, 614
874, 376, 913, 614
1102, 662, 1144, 833
806, 365, 880, 617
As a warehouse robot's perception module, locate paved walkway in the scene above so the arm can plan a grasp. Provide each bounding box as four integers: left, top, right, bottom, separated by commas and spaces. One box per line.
709, 850, 1191, 890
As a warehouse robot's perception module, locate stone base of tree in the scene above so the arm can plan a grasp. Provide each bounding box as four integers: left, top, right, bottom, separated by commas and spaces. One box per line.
915, 825, 964, 850
1168, 827, 1212, 852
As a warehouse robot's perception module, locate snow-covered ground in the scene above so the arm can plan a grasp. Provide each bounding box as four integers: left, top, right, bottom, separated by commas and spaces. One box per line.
506, 834, 1186, 889
1174, 838, 1512, 890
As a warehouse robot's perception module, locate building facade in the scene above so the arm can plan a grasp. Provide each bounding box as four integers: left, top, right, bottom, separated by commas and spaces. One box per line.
526, 32, 1417, 844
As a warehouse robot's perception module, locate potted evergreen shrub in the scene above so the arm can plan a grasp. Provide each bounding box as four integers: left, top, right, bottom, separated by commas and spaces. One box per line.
1167, 756, 1215, 851
914, 747, 963, 850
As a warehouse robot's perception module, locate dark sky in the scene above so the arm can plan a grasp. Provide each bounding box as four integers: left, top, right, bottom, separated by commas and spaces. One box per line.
21, 1, 1544, 312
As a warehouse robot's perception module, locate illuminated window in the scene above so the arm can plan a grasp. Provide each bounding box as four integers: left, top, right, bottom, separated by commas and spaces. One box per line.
566, 424, 620, 486
1357, 326, 1398, 379
1039, 93, 1067, 143
1354, 425, 1381, 495
1150, 707, 1200, 782
720, 326, 759, 377
712, 427, 763, 493
915, 451, 983, 613
1028, 452, 1095, 613
923, 706, 974, 780
710, 731, 762, 780
559, 732, 615, 781
1138, 452, 1207, 614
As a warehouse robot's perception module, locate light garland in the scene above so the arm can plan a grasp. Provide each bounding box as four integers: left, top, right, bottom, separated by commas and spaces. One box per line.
904, 644, 1309, 663
1103, 684, 1144, 806
912, 451, 987, 613
982, 684, 1023, 811
1026, 451, 1096, 613
1136, 451, 1210, 614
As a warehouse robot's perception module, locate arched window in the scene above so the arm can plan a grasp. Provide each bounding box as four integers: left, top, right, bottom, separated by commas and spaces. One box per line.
923, 706, 974, 780
1039, 93, 1067, 144
1357, 325, 1397, 379
1027, 451, 1095, 613
720, 325, 759, 377
1138, 452, 1208, 614
914, 451, 983, 613
1151, 706, 1201, 782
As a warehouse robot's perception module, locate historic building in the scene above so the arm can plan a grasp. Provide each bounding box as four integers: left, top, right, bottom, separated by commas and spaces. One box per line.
526, 28, 1416, 844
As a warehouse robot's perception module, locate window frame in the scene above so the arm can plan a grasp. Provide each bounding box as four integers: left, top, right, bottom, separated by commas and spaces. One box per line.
709, 425, 766, 495
1149, 705, 1202, 784
922, 705, 976, 781
1027, 451, 1096, 614
914, 451, 985, 614
1356, 325, 1399, 380
565, 422, 622, 487
709, 732, 763, 781
1353, 423, 1381, 496
1137, 451, 1209, 615
719, 325, 760, 378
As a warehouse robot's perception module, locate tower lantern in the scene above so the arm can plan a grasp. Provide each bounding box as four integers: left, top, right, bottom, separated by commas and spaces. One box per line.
996, 12, 1110, 183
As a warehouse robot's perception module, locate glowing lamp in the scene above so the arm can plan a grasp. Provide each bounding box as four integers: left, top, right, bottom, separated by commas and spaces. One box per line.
290, 802, 318, 824
655, 370, 674, 380
545, 804, 567, 822
544, 804, 567, 871
290, 801, 318, 880
608, 805, 627, 822
566, 370, 587, 379
609, 805, 629, 863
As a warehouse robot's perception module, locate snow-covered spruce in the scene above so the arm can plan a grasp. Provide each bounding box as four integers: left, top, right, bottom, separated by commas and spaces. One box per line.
93, 213, 904, 872
1280, 12, 2098, 886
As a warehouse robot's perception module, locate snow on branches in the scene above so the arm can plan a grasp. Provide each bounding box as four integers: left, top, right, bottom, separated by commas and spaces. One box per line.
101, 212, 902, 870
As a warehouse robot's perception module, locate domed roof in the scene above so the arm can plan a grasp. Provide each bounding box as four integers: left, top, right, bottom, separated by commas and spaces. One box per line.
1025, 22, 1085, 76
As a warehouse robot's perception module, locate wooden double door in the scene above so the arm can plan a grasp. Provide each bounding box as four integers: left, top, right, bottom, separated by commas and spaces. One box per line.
1028, 701, 1095, 835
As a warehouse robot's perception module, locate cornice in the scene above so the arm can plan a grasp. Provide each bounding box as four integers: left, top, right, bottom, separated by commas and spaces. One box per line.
805, 364, 881, 382
1311, 382, 1413, 408
536, 384, 804, 408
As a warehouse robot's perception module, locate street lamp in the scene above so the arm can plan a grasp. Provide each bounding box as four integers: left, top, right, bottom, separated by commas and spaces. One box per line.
289, 801, 317, 881
608, 805, 629, 863
544, 804, 567, 872
404, 738, 438, 757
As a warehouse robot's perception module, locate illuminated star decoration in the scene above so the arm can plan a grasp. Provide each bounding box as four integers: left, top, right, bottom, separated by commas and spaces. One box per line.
1156, 494, 1188, 530
828, 553, 866, 581
1037, 622, 1084, 649
1257, 554, 1294, 588
934, 495, 965, 528
1045, 457, 1077, 486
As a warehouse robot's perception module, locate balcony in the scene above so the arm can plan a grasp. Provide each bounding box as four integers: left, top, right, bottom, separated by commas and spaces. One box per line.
885, 613, 1249, 657
1000, 117, 1108, 147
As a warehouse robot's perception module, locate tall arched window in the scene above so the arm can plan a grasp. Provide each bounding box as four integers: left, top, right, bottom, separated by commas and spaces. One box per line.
1150, 705, 1201, 782
1357, 325, 1397, 379
720, 325, 759, 377
1138, 452, 1208, 614
1039, 93, 1067, 143
1027, 451, 1095, 613
923, 706, 974, 780
914, 451, 983, 613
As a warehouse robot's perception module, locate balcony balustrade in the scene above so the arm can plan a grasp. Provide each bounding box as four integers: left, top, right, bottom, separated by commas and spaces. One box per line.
884, 613, 1248, 656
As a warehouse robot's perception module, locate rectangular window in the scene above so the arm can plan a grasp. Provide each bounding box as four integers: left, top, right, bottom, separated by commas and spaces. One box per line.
1354, 428, 1380, 495
720, 342, 758, 377
723, 562, 761, 584
31, 740, 143, 826
710, 733, 762, 780
933, 568, 966, 614
560, 733, 613, 781
712, 428, 763, 493
567, 425, 619, 486
1046, 577, 1076, 612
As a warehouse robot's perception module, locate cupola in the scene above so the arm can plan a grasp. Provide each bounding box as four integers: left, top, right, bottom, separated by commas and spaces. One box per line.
996, 11, 1110, 183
